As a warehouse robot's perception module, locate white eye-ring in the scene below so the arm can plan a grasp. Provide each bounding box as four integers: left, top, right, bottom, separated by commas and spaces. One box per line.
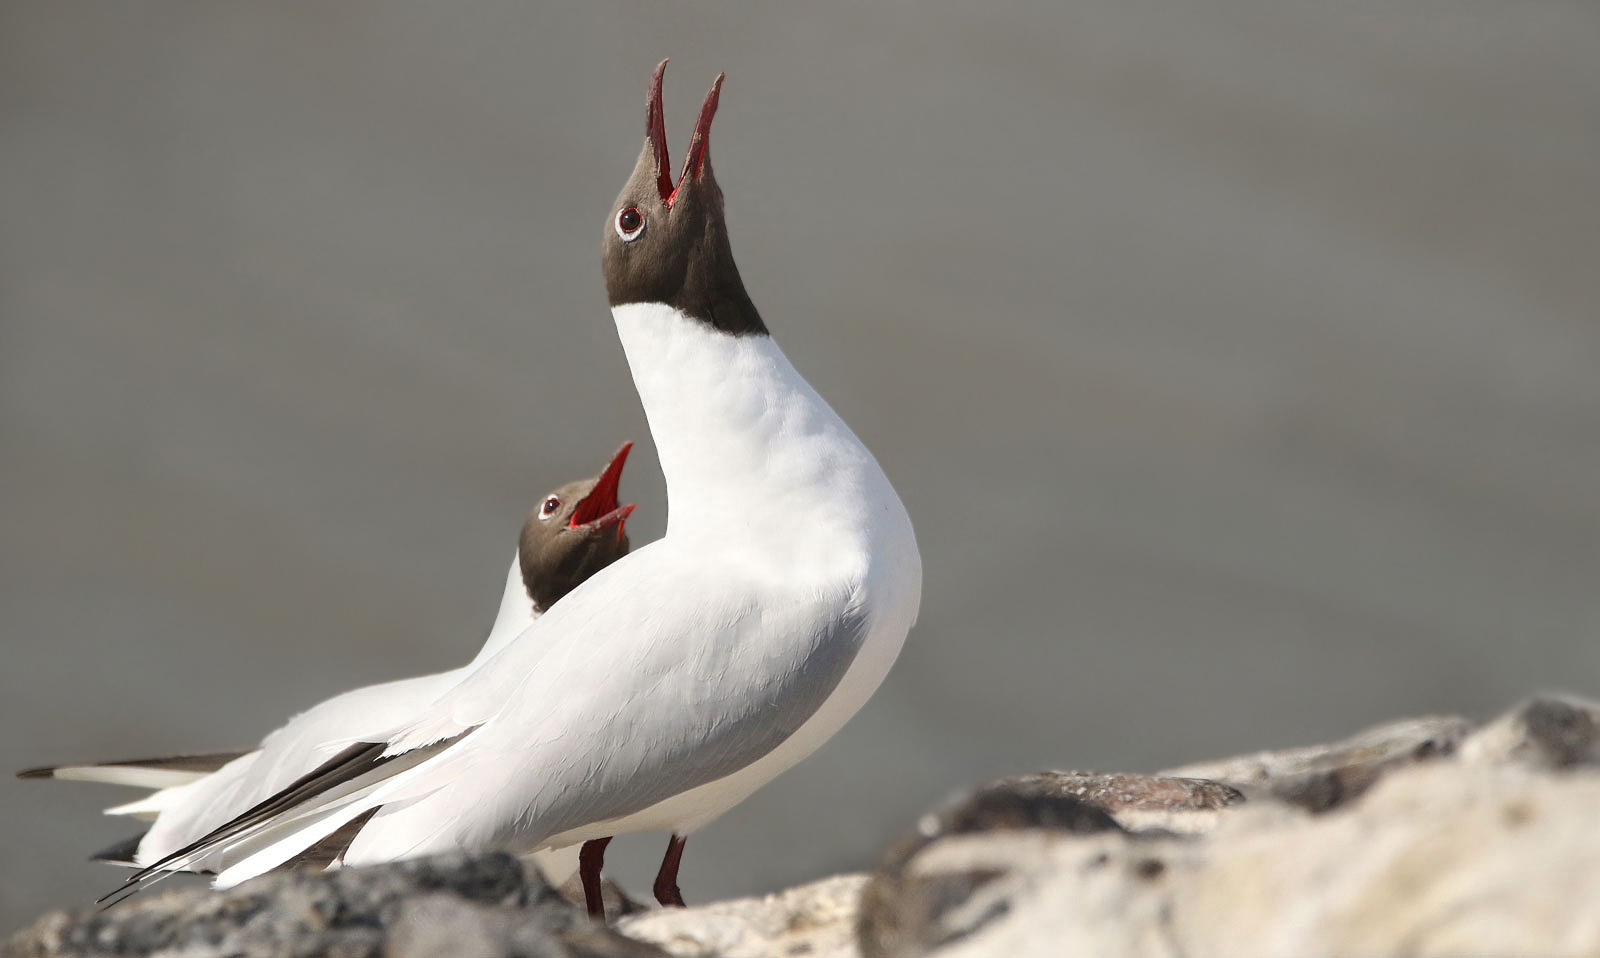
539, 496, 561, 520
614, 206, 645, 242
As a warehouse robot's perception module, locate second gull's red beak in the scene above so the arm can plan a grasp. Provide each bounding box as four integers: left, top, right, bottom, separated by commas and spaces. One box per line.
569, 442, 635, 537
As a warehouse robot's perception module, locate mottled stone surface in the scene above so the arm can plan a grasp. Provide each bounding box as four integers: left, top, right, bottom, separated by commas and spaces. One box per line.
1165, 763, 1600, 957
862, 829, 1189, 958
3, 853, 665, 958
984, 771, 1245, 834
620, 875, 867, 958
858, 695, 1600, 958
857, 779, 1131, 958
861, 762, 1600, 957
1003, 771, 1243, 813
1458, 693, 1600, 770
1165, 713, 1474, 811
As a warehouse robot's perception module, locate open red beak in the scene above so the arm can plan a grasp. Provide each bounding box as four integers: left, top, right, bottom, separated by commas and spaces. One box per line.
569, 442, 635, 537
647, 60, 724, 209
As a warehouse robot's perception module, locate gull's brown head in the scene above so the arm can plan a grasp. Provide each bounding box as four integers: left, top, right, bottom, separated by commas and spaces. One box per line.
601, 60, 766, 336
518, 443, 635, 613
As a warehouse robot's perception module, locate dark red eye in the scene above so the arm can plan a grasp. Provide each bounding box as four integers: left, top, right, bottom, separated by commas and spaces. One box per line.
540, 496, 560, 519
615, 207, 644, 240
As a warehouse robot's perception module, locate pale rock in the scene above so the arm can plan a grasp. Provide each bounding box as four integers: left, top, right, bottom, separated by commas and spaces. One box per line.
1164, 713, 1473, 811
860, 830, 1188, 958
862, 727, 1600, 957
619, 875, 868, 958
1170, 762, 1600, 956
994, 771, 1243, 835
3, 853, 662, 958
1457, 692, 1600, 769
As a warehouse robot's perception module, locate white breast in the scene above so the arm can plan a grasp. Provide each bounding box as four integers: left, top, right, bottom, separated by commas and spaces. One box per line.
202, 302, 922, 884
534, 302, 923, 841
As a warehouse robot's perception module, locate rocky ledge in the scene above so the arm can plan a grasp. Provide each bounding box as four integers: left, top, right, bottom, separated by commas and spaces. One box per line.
10, 694, 1600, 957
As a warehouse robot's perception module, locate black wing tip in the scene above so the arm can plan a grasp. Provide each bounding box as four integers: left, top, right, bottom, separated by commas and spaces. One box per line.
16, 765, 57, 780
115, 740, 395, 890
90, 831, 150, 867
289, 806, 383, 870
101, 733, 471, 905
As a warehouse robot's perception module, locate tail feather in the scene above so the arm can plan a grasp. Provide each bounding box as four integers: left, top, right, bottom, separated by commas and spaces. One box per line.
18, 751, 250, 790
103, 793, 178, 821
102, 730, 472, 903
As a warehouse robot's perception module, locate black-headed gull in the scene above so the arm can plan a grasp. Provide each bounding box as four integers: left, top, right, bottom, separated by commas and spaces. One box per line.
97, 62, 922, 919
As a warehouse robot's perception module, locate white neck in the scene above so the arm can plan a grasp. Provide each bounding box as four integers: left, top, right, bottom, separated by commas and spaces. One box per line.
611, 302, 901, 567
468, 554, 540, 668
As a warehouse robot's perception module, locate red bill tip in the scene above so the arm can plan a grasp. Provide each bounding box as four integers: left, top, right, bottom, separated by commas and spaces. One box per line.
679, 72, 723, 189
647, 60, 674, 205
569, 442, 633, 529
646, 62, 726, 210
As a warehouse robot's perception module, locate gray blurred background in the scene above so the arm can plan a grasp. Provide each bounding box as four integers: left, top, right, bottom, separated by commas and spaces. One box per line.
3, 0, 1598, 931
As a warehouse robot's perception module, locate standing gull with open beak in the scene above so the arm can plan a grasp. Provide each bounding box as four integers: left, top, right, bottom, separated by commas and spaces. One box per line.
96, 62, 922, 924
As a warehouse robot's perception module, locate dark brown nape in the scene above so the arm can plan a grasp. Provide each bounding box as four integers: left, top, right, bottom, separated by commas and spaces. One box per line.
600, 69, 768, 337
661, 166, 767, 338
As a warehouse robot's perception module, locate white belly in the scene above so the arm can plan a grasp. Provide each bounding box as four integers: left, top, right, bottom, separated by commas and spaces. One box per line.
533, 303, 925, 851
540, 560, 919, 849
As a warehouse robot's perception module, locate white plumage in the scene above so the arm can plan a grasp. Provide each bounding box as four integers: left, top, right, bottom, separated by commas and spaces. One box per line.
186, 301, 920, 887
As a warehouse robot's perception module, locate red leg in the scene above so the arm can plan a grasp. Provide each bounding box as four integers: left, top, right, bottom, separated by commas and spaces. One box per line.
652, 833, 688, 908
579, 837, 612, 920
